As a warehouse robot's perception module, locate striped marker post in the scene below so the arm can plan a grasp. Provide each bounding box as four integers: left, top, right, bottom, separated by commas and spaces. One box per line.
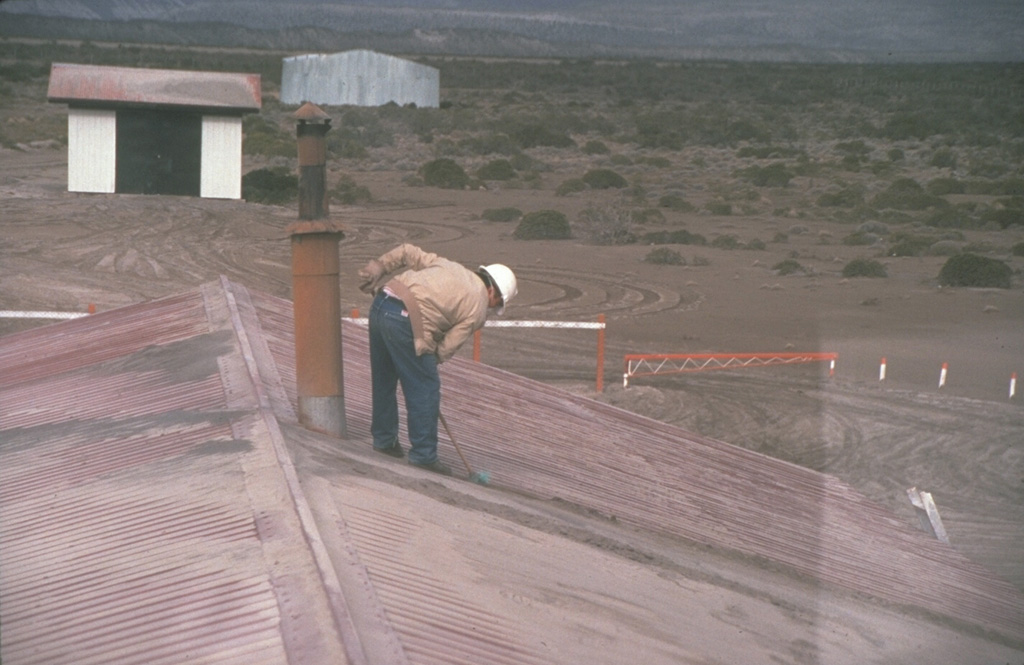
1011, 372, 1017, 399
879, 357, 887, 381
939, 362, 949, 388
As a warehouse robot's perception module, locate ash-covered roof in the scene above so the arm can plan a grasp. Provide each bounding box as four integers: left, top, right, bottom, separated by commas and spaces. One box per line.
47, 63, 261, 113
2, 278, 1022, 664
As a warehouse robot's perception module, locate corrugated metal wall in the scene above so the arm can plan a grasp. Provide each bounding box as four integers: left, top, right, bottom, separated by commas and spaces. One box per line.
201, 115, 243, 199
68, 108, 116, 193
281, 50, 440, 108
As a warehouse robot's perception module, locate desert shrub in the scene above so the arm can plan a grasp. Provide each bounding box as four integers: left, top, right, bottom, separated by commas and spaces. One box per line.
640, 229, 707, 245
575, 207, 637, 245
711, 234, 741, 249
706, 201, 732, 216
927, 178, 966, 195
644, 248, 685, 265
927, 240, 962, 256
631, 208, 665, 224
507, 122, 574, 149
609, 154, 633, 165
242, 167, 297, 204
481, 207, 522, 222
330, 174, 372, 205
888, 233, 932, 257
476, 159, 517, 181
737, 145, 804, 159
242, 116, 293, 158
980, 207, 1024, 229
835, 140, 872, 156
514, 210, 571, 240
817, 186, 865, 208
1011, 241, 1024, 257
582, 140, 610, 155
459, 133, 520, 156
773, 259, 806, 275
842, 231, 879, 246
930, 148, 957, 169
964, 178, 1024, 196
420, 158, 469, 189
643, 156, 672, 168
745, 238, 767, 250
556, 178, 587, 196
842, 258, 888, 278
582, 169, 628, 189
923, 205, 976, 229
658, 194, 695, 211
872, 178, 946, 210
938, 253, 1011, 288
736, 162, 793, 187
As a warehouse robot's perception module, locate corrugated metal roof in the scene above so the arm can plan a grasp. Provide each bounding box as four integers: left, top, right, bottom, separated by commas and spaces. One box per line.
4, 278, 1023, 665
47, 63, 261, 113
0, 281, 349, 664
241, 287, 1024, 643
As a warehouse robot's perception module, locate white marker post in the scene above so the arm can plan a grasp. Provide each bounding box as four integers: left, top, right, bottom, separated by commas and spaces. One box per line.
938, 362, 948, 388
1011, 372, 1017, 399
879, 357, 887, 381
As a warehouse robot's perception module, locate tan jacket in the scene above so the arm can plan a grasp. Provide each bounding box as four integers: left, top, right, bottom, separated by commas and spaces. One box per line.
377, 244, 489, 362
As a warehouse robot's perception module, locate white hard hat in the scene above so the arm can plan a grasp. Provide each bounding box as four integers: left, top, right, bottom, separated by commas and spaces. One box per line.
480, 263, 517, 314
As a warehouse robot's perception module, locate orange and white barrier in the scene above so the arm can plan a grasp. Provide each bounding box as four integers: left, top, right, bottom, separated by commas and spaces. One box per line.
623, 352, 838, 388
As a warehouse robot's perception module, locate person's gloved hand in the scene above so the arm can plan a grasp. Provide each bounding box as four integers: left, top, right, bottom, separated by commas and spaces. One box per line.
358, 259, 387, 294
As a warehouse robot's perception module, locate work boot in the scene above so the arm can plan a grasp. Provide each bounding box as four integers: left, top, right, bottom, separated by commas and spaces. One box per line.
374, 442, 405, 458
409, 459, 453, 476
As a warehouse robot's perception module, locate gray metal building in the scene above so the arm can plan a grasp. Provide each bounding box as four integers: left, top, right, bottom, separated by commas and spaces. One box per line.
281, 50, 439, 108
47, 63, 262, 199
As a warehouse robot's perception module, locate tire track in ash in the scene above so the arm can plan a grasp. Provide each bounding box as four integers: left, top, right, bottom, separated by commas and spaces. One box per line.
476, 266, 703, 382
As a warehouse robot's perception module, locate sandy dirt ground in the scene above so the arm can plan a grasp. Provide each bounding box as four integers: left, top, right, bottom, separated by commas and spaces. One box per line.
3, 144, 1024, 661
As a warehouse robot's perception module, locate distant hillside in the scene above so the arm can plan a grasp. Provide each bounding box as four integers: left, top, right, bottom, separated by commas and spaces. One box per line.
1, 0, 1022, 62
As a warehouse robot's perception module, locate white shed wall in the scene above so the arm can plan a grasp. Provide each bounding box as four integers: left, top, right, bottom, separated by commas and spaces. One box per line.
68, 109, 116, 193
281, 50, 439, 108
200, 115, 243, 199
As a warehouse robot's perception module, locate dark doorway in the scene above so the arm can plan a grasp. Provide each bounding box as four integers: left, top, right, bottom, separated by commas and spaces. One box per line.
116, 109, 201, 196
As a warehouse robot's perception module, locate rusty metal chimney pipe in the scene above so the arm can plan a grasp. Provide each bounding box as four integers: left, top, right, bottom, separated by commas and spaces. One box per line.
288, 103, 347, 437
288, 221, 347, 438
295, 101, 331, 220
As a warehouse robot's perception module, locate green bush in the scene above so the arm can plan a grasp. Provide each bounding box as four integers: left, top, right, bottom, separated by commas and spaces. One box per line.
420, 158, 469, 189
711, 234, 741, 249
242, 167, 297, 204
514, 210, 572, 240
476, 159, 517, 181
773, 259, 806, 275
736, 162, 793, 187
938, 253, 1011, 288
1011, 241, 1024, 257
842, 258, 888, 278
582, 140, 610, 155
817, 186, 864, 208
927, 178, 966, 196
706, 201, 732, 216
507, 122, 575, 149
888, 233, 932, 257
481, 207, 522, 222
644, 248, 685, 265
980, 208, 1024, 229
872, 178, 945, 210
330, 174, 372, 205
582, 169, 628, 189
658, 194, 695, 212
556, 178, 587, 196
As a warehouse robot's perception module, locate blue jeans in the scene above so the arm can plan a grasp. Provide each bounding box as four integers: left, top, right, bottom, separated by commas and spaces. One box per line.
368, 291, 440, 464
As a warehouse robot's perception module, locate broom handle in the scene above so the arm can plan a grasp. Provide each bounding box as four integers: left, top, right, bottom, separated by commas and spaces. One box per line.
438, 410, 474, 476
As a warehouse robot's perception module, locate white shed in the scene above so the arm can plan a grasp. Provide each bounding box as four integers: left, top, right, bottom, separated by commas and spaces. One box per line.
281, 50, 439, 108
47, 63, 262, 199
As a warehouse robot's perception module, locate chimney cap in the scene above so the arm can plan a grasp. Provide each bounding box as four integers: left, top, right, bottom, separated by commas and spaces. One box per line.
294, 101, 331, 123
286, 220, 346, 237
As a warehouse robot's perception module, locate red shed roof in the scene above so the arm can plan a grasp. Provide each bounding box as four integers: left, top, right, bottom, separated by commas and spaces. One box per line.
47, 63, 261, 113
